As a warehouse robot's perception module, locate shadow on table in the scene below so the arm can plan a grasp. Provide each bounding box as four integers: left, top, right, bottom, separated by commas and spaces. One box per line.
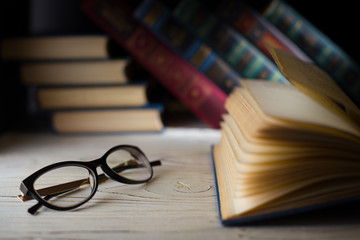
230, 200, 360, 227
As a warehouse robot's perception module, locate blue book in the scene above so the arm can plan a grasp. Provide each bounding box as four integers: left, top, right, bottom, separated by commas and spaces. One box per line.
173, 0, 288, 83
264, 0, 360, 107
134, 0, 241, 94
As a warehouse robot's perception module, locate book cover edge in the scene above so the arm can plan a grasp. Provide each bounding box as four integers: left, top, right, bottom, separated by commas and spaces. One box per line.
210, 145, 360, 226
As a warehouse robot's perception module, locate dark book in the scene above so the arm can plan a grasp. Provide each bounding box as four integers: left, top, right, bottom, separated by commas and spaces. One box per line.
263, 0, 360, 107
173, 0, 287, 83
0, 62, 27, 132
134, 0, 241, 95
82, 0, 227, 128
205, 0, 311, 62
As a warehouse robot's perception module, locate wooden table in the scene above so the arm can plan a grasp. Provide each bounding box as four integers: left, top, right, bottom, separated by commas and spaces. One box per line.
1, 128, 360, 239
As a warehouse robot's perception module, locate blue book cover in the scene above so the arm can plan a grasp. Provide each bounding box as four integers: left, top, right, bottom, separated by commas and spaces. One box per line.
264, 0, 360, 107
210, 145, 360, 225
134, 0, 241, 94
174, 0, 288, 83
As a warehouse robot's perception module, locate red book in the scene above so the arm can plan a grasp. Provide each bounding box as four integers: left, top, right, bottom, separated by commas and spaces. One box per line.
82, 0, 227, 128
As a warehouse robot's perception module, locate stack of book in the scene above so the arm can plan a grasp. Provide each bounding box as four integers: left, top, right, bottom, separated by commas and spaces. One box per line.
82, 0, 360, 128
1, 35, 164, 133
80, 0, 360, 224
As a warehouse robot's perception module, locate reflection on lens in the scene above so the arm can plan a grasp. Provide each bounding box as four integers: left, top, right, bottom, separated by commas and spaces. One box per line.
106, 149, 151, 181
33, 165, 95, 208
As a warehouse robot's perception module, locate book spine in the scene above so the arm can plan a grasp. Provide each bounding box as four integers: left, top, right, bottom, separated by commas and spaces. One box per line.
82, 0, 227, 128
264, 0, 360, 106
212, 0, 312, 63
134, 0, 241, 95
174, 0, 287, 83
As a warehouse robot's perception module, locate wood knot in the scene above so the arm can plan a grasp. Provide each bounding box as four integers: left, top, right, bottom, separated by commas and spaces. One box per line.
173, 180, 211, 193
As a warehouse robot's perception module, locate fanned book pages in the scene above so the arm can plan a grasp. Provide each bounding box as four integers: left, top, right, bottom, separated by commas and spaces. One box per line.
212, 47, 360, 225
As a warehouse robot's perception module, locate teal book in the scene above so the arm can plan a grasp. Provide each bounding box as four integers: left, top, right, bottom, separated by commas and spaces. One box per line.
134, 0, 241, 94
208, 0, 311, 63
173, 0, 287, 83
264, 0, 360, 107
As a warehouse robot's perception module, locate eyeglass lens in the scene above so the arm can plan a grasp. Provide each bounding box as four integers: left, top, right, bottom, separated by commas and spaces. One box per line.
33, 165, 96, 208
105, 148, 151, 182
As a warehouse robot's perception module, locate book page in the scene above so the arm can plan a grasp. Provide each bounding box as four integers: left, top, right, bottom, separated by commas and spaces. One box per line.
270, 47, 360, 126
242, 80, 360, 138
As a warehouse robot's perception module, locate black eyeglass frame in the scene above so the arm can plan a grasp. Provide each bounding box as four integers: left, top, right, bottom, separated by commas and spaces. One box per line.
19, 145, 161, 214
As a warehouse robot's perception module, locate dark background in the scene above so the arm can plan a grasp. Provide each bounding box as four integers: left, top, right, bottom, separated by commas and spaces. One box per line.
1, 0, 358, 63
1, 0, 359, 132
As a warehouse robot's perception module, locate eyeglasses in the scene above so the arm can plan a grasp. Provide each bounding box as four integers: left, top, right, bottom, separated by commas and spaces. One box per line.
18, 145, 161, 215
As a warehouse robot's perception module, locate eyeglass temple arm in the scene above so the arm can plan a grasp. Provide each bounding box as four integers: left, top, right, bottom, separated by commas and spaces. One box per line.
19, 160, 162, 202
27, 189, 74, 215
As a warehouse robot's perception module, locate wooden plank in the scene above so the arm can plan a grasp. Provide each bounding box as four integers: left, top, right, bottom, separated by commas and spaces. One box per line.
0, 128, 360, 239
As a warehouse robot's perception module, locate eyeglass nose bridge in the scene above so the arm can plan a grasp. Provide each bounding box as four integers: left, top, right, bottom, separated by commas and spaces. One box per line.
87, 155, 151, 185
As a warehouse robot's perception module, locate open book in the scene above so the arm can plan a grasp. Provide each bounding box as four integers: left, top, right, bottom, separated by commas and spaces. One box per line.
212, 47, 360, 225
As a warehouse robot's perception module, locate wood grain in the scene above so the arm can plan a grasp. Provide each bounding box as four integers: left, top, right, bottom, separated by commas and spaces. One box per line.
1, 128, 360, 239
